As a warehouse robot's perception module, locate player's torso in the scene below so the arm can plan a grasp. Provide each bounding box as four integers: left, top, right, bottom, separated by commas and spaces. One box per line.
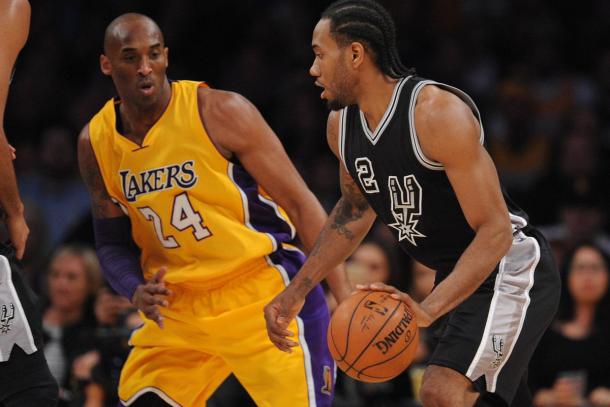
340, 76, 527, 275
88, 80, 295, 283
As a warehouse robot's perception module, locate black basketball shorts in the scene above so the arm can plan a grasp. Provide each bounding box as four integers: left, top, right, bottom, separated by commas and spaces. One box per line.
428, 227, 561, 406
0, 243, 57, 403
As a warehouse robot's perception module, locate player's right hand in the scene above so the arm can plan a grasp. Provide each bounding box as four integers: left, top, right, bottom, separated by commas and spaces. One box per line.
264, 288, 304, 353
132, 267, 172, 329
5, 213, 29, 260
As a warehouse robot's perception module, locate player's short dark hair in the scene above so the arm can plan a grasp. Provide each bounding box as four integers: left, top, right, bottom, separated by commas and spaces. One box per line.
322, 0, 414, 78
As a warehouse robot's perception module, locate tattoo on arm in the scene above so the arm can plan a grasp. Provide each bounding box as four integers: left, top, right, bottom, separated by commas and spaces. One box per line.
309, 171, 370, 259
330, 174, 370, 240
78, 138, 115, 218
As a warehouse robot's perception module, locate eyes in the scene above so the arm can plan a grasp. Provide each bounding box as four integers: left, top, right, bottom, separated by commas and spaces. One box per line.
121, 49, 162, 63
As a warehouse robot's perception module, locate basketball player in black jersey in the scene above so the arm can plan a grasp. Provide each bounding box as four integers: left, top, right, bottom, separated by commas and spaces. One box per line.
265, 1, 561, 406
0, 1, 58, 405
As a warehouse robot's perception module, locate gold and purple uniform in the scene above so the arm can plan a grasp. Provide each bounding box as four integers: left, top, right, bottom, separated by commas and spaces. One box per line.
88, 80, 333, 406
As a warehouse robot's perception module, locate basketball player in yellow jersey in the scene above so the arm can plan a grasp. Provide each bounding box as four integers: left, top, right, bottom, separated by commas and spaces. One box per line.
77, 13, 349, 407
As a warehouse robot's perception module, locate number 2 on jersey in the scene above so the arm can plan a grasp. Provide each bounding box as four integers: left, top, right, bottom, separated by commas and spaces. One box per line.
138, 192, 211, 248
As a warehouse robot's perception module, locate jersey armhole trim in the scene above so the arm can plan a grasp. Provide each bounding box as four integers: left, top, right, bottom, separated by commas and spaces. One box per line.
408, 81, 485, 171
338, 107, 347, 167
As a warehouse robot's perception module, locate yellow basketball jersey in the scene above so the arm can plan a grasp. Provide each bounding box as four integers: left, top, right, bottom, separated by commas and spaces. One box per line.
88, 80, 296, 284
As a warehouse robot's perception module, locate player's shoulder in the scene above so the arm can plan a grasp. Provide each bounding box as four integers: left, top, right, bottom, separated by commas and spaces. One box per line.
78, 122, 91, 143
326, 110, 341, 158
197, 86, 256, 119
415, 84, 473, 126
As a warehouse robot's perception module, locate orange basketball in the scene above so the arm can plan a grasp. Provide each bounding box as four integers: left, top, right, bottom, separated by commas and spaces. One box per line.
327, 290, 419, 383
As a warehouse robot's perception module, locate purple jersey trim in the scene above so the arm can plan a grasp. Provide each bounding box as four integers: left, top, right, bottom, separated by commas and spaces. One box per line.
230, 163, 296, 245
268, 249, 334, 406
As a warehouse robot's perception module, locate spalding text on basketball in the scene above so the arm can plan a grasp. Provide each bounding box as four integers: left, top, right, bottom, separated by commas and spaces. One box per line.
373, 309, 414, 355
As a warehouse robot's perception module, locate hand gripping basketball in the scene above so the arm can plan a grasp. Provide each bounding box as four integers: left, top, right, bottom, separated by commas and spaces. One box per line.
327, 290, 420, 383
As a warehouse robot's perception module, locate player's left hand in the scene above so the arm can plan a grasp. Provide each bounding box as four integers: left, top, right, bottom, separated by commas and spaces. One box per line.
264, 289, 305, 353
356, 282, 435, 328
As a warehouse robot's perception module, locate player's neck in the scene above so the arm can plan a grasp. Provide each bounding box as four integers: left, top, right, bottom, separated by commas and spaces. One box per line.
356, 73, 399, 133
120, 80, 172, 143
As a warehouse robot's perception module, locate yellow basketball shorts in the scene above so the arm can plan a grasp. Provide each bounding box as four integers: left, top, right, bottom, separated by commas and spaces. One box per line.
118, 248, 334, 407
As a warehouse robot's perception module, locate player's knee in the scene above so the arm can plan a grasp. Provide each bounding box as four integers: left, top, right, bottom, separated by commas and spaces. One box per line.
420, 383, 466, 407
420, 366, 476, 407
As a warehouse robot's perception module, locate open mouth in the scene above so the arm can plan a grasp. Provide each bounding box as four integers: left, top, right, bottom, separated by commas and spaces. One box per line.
138, 83, 155, 96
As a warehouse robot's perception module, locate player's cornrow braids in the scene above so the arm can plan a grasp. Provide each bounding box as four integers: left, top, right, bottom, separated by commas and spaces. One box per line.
322, 0, 414, 78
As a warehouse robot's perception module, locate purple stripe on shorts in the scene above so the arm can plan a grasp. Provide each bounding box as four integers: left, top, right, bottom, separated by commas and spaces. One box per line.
231, 163, 295, 244
269, 249, 335, 406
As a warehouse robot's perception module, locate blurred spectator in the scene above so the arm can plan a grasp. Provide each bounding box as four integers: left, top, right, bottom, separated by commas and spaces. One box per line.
529, 242, 610, 406
19, 126, 90, 248
535, 128, 610, 262
42, 245, 103, 406
73, 289, 141, 407
488, 80, 551, 204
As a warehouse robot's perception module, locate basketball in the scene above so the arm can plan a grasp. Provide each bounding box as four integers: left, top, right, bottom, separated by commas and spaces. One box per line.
327, 290, 419, 383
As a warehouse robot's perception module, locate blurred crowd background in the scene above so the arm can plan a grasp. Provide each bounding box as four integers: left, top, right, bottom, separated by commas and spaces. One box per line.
3, 0, 609, 406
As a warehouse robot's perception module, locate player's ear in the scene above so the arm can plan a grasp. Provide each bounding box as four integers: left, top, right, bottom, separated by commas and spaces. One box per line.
100, 54, 112, 76
350, 42, 365, 69
164, 47, 169, 68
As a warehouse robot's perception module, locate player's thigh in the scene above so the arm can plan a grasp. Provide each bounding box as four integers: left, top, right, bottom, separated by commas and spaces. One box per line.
226, 306, 334, 407
119, 345, 231, 407
218, 249, 334, 406
429, 233, 558, 405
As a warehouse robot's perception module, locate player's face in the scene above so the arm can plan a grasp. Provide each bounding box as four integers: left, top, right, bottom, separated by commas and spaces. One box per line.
310, 19, 356, 111
101, 23, 169, 109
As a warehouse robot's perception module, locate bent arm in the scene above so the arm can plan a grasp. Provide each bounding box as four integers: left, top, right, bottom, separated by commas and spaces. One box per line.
199, 90, 353, 300
77, 124, 144, 300
415, 86, 512, 322
288, 164, 377, 298
0, 0, 30, 217
282, 111, 377, 299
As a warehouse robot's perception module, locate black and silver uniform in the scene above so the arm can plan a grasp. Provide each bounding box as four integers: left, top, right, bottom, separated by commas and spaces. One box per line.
337, 75, 560, 406
339, 75, 527, 279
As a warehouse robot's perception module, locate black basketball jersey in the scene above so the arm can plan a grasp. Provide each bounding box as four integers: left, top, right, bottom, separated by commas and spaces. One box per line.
338, 76, 529, 279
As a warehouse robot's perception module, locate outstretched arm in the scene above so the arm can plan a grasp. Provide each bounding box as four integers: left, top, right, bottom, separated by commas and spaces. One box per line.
198, 88, 352, 302
0, 0, 30, 259
264, 111, 377, 352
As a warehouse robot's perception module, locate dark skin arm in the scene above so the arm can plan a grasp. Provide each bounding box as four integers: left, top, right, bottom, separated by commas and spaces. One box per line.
198, 87, 352, 304
361, 85, 513, 327
77, 124, 170, 328
0, 0, 30, 259
263, 111, 377, 352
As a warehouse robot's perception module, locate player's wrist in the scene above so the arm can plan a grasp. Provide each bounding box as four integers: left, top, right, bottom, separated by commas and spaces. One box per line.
3, 201, 25, 218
